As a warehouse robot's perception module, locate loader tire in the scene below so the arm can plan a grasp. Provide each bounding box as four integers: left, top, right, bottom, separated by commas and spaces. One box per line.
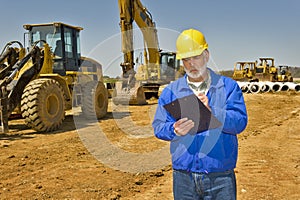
21, 78, 65, 132
81, 81, 108, 119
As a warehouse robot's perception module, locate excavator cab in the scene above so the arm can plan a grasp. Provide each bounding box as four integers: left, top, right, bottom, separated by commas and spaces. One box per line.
23, 22, 82, 76
160, 52, 182, 82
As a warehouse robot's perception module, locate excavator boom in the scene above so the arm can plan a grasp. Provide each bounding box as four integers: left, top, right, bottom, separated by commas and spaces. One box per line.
118, 0, 160, 76
114, 0, 181, 105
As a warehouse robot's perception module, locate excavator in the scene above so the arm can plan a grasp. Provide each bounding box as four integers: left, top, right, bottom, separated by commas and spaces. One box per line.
0, 22, 108, 133
113, 0, 184, 105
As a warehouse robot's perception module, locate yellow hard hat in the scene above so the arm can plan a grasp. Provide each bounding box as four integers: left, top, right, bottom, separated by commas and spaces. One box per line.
176, 29, 208, 60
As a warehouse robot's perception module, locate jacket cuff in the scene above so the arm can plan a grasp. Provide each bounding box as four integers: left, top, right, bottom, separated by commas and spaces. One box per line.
172, 124, 180, 136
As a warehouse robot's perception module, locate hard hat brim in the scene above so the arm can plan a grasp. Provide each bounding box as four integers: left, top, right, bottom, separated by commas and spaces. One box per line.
176, 47, 207, 60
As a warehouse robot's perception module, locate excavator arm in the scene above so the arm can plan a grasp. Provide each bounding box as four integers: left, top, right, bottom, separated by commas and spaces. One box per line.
118, 0, 160, 80
114, 0, 163, 105
118, 0, 134, 79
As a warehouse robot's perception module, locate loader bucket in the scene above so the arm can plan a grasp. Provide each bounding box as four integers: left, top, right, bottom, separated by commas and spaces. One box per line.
112, 81, 147, 105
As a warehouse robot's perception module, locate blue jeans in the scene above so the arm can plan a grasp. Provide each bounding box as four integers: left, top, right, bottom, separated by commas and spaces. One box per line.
173, 169, 236, 200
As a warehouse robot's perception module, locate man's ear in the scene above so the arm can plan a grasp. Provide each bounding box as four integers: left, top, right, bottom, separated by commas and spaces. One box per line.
204, 50, 210, 62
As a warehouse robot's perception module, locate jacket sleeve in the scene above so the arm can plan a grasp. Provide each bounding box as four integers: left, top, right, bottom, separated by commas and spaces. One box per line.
221, 80, 248, 135
152, 89, 178, 141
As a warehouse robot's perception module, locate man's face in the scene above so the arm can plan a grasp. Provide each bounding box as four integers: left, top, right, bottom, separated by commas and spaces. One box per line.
182, 51, 208, 80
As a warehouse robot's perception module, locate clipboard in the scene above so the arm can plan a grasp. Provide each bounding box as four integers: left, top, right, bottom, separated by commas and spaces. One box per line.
163, 94, 222, 134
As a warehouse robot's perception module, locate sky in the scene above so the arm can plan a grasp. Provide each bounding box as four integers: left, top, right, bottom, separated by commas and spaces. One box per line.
1, 0, 299, 78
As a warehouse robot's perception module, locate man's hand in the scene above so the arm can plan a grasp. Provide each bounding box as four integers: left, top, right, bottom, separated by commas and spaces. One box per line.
173, 117, 194, 136
197, 93, 211, 111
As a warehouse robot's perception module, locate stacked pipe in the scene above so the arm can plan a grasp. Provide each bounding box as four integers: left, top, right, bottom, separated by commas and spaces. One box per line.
236, 81, 300, 93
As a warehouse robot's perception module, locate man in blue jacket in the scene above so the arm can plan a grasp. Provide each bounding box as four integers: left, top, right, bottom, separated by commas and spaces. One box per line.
152, 29, 248, 200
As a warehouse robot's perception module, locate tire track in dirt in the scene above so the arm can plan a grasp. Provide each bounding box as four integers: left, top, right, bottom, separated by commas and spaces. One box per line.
237, 94, 300, 200
126, 93, 300, 200
0, 93, 299, 199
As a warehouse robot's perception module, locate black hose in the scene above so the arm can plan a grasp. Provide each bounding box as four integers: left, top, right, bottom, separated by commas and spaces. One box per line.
0, 41, 23, 55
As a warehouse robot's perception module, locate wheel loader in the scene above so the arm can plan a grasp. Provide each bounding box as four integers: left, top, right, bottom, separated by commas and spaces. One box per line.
0, 22, 108, 133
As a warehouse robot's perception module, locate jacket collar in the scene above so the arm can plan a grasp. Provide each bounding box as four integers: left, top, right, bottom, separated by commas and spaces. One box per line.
178, 68, 224, 92
208, 68, 224, 89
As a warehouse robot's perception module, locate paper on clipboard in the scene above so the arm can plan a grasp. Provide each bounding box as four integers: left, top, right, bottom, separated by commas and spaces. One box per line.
163, 94, 222, 134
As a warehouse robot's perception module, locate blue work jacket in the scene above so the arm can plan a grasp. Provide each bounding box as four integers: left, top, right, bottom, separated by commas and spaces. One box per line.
152, 68, 248, 173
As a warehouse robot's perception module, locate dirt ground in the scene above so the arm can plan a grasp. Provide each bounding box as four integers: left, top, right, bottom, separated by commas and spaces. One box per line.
0, 92, 299, 200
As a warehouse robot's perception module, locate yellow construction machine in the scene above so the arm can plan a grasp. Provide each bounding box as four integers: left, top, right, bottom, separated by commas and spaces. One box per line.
113, 0, 184, 105
232, 61, 256, 82
0, 22, 108, 133
277, 65, 293, 82
232, 57, 294, 90
252, 57, 294, 82
253, 57, 278, 81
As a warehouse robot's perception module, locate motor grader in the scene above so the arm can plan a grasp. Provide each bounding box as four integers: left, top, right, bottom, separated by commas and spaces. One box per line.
0, 22, 108, 133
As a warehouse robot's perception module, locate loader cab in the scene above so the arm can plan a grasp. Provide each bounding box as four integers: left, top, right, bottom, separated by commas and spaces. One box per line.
23, 22, 83, 76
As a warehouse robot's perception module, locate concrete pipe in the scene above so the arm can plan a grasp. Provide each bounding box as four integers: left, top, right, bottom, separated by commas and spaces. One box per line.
264, 81, 275, 92
271, 82, 283, 92
249, 82, 261, 94
280, 83, 290, 92
237, 81, 250, 93
283, 82, 300, 92
295, 83, 300, 92
260, 82, 271, 93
